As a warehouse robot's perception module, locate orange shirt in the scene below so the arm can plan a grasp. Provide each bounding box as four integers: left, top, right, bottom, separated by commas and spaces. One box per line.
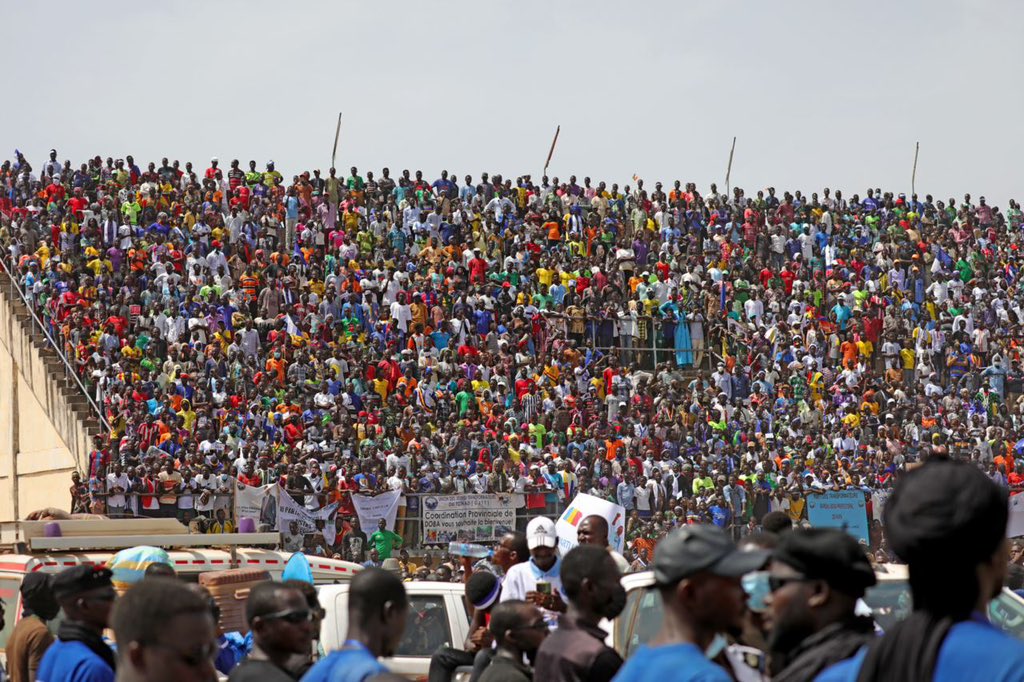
544, 221, 561, 241
266, 358, 286, 385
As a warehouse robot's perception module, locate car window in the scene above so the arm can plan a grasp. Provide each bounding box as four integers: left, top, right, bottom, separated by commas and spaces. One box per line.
861, 582, 912, 632
864, 581, 1024, 639
0, 578, 21, 651
988, 591, 1024, 638
625, 587, 663, 658
394, 596, 452, 657
615, 586, 641, 654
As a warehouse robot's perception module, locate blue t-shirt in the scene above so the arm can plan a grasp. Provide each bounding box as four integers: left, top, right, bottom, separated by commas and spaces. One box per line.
302, 646, 388, 682
816, 618, 1024, 682
613, 642, 730, 682
37, 639, 115, 682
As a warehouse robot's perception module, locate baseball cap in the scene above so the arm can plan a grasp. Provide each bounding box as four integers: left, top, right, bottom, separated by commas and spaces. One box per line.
526, 517, 557, 550
653, 525, 769, 586
773, 528, 876, 596
53, 565, 113, 600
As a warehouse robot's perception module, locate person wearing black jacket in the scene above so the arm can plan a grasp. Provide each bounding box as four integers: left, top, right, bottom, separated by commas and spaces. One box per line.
763, 528, 876, 682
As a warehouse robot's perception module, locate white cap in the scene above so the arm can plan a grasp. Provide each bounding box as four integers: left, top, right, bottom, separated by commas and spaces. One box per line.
526, 517, 557, 549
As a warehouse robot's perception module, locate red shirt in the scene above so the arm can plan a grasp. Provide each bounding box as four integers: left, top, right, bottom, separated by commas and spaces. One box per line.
780, 270, 795, 294
67, 196, 89, 218
469, 257, 487, 283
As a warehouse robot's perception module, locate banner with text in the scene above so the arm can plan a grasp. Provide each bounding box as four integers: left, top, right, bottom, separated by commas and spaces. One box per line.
556, 493, 627, 555
806, 490, 870, 544
352, 491, 402, 532
234, 482, 339, 545
277, 488, 340, 543
421, 494, 515, 544
234, 481, 278, 530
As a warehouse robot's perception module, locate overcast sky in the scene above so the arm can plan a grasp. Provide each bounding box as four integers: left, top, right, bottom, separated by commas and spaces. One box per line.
5, 1, 1023, 204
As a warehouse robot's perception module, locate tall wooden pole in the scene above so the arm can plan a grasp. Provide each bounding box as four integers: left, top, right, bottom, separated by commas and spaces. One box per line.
543, 125, 561, 177
912, 141, 920, 196
725, 136, 737, 196
331, 112, 343, 170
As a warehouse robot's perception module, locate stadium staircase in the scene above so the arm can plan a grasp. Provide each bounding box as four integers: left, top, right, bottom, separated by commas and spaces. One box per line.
0, 265, 104, 475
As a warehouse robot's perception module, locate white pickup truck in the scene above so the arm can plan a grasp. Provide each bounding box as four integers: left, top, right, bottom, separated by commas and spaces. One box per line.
318, 580, 472, 679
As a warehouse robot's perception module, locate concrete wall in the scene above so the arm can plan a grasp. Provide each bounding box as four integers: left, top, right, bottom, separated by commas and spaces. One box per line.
0, 283, 94, 521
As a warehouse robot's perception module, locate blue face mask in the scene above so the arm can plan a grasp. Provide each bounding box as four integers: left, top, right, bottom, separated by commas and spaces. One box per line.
705, 632, 729, 659
742, 570, 771, 612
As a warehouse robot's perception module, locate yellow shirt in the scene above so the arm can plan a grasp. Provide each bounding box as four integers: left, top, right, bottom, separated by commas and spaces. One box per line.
374, 378, 390, 402
536, 268, 555, 287
899, 348, 915, 370
178, 409, 197, 432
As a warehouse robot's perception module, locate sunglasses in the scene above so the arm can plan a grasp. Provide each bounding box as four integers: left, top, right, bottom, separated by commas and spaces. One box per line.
262, 608, 315, 624
150, 641, 218, 668
767, 575, 818, 593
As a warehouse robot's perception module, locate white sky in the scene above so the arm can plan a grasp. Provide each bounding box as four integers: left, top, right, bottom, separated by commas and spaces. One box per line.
4, 0, 1023, 204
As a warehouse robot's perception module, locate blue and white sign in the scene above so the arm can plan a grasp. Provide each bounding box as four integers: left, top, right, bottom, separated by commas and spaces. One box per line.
806, 490, 870, 545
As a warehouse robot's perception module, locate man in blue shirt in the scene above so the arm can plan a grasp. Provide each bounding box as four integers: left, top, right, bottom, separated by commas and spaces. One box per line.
302, 568, 408, 682
709, 495, 731, 529
818, 459, 1024, 682
613, 525, 768, 682
37, 565, 117, 682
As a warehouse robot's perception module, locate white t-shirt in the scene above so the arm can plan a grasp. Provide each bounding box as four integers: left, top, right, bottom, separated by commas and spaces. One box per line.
106, 473, 130, 508
500, 557, 565, 628
634, 485, 652, 512
177, 479, 197, 510
387, 475, 407, 507
194, 474, 218, 512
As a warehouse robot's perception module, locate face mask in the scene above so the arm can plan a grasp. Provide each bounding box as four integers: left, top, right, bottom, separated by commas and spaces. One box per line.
742, 571, 770, 612
705, 633, 728, 660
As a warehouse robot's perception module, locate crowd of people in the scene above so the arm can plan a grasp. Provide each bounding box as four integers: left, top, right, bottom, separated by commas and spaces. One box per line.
3, 148, 1024, 564
8, 458, 1023, 682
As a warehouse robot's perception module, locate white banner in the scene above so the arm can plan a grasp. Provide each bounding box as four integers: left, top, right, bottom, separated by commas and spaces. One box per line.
234, 481, 278, 531
278, 489, 339, 536
235, 483, 339, 546
556, 493, 627, 555
352, 490, 402, 532
421, 494, 515, 544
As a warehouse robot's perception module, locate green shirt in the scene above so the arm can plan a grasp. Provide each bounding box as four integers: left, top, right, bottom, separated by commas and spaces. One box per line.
370, 529, 402, 559
455, 391, 474, 416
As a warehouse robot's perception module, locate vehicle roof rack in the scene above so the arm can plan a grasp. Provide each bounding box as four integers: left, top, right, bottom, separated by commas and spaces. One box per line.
17, 519, 279, 553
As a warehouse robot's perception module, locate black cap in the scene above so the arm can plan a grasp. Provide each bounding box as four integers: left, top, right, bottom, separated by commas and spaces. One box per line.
52, 566, 113, 601
885, 459, 1007, 566
465, 571, 501, 610
773, 528, 877, 596
20, 573, 52, 600
653, 525, 770, 586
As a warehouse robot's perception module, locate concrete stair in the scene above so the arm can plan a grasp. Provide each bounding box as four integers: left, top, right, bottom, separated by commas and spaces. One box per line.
0, 267, 105, 463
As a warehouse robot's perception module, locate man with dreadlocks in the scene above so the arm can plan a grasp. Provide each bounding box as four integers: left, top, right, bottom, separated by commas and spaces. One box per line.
818, 458, 1024, 681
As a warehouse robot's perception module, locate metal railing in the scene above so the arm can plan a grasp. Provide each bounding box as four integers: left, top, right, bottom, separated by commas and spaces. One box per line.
0, 251, 111, 432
